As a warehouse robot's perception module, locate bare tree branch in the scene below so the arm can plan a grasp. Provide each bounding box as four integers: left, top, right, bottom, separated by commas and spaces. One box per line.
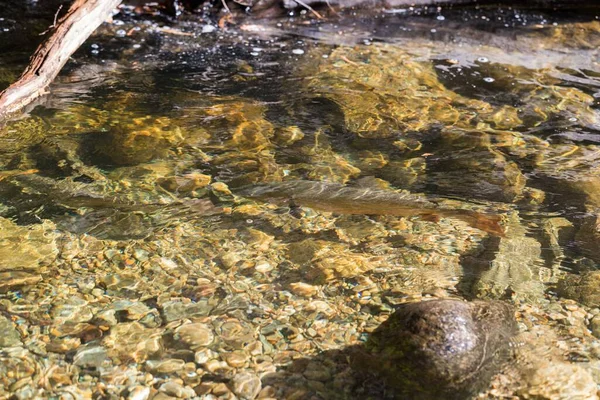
0, 0, 122, 120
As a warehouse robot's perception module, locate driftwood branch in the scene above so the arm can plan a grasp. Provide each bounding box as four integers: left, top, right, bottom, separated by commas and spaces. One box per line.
0, 0, 122, 119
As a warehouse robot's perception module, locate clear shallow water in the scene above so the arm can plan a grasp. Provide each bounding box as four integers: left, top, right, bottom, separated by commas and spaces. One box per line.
1, 4, 600, 399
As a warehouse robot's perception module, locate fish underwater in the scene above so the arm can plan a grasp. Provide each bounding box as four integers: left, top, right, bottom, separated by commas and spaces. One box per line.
239, 180, 505, 236
0, 173, 222, 239
1, 173, 503, 237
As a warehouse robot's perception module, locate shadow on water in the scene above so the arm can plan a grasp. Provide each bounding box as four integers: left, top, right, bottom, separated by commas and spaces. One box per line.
458, 235, 504, 300
260, 345, 393, 400
259, 298, 518, 400
457, 212, 581, 302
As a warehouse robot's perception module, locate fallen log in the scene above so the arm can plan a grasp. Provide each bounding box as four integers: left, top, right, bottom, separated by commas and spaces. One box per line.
0, 0, 122, 120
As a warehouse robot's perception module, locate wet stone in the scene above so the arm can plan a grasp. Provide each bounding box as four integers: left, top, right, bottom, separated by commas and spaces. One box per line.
157, 172, 211, 194
574, 213, 600, 264
590, 315, 600, 339
557, 270, 600, 308
133, 248, 149, 263
73, 345, 108, 369
84, 116, 182, 166
224, 351, 249, 368
212, 382, 231, 396
55, 385, 93, 400
289, 282, 318, 297
539, 217, 575, 272
230, 372, 262, 400
174, 323, 214, 350
520, 362, 598, 400
273, 126, 305, 146
145, 359, 185, 374
105, 300, 152, 322
215, 319, 256, 349
158, 381, 196, 399
205, 359, 232, 375
51, 298, 94, 324
0, 218, 58, 271
160, 300, 212, 323
0, 271, 42, 293
303, 362, 331, 382
194, 349, 218, 365
286, 238, 379, 282
152, 393, 176, 400
127, 386, 150, 400
103, 322, 162, 363
361, 299, 517, 399
428, 144, 526, 203
46, 337, 81, 354
0, 316, 21, 347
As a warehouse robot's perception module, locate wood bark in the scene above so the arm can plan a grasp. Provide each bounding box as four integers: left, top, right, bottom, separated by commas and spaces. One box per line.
0, 0, 122, 119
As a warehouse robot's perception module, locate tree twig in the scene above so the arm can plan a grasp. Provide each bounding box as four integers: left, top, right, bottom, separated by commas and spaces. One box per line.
292, 0, 323, 19
221, 0, 231, 13
39, 4, 64, 36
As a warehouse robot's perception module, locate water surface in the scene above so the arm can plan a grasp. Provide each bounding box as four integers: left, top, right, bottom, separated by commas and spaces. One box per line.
1, 4, 600, 399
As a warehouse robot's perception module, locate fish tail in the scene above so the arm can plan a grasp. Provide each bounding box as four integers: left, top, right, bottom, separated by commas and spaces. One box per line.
419, 213, 441, 223
444, 210, 506, 237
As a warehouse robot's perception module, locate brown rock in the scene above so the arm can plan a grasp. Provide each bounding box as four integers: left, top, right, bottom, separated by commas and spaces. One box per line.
361, 299, 517, 399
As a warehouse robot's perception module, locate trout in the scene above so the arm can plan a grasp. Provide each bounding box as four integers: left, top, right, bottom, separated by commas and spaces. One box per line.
240, 180, 505, 236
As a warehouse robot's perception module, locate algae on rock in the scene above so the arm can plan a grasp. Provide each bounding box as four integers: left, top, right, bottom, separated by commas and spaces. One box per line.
306, 45, 498, 138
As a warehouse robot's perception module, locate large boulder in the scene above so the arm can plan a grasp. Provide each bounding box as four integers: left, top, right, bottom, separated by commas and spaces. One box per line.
360, 299, 518, 399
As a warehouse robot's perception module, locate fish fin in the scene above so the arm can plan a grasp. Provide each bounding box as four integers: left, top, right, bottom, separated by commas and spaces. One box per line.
456, 211, 506, 237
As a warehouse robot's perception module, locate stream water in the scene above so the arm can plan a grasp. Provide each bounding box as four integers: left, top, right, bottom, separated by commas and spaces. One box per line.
1, 2, 600, 399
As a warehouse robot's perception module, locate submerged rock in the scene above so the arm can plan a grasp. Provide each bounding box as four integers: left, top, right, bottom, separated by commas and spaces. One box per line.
286, 238, 380, 282
305, 45, 498, 138
427, 141, 526, 203
158, 381, 196, 398
0, 316, 21, 347
230, 372, 262, 400
574, 213, 600, 264
519, 362, 598, 400
538, 217, 575, 273
174, 323, 214, 350
73, 345, 108, 369
0, 218, 58, 271
361, 299, 517, 399
557, 270, 600, 308
103, 322, 162, 363
0, 271, 42, 293
127, 386, 150, 400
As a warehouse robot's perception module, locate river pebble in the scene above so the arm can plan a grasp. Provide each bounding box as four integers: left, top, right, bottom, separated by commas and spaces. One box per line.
159, 381, 196, 399
175, 323, 214, 349
520, 362, 598, 400
231, 372, 262, 400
